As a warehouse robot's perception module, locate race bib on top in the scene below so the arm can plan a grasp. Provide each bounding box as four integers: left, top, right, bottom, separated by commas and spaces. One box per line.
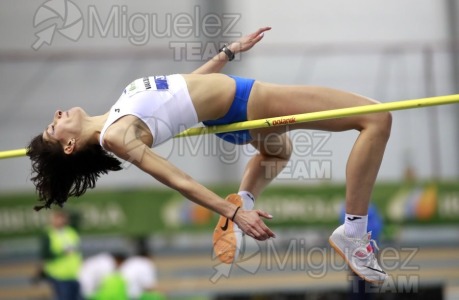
123, 76, 169, 97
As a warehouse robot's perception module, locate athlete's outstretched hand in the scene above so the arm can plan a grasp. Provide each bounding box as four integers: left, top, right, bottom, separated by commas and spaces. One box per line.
192, 27, 271, 74
233, 208, 275, 241
229, 26, 271, 54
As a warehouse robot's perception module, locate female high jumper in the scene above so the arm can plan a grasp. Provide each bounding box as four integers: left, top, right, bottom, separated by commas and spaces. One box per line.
27, 27, 391, 284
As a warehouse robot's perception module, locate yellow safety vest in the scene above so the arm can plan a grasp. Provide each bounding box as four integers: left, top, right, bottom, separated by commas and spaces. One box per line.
44, 226, 82, 280
93, 272, 128, 300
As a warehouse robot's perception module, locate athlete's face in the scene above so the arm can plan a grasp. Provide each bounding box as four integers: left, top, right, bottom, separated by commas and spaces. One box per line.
42, 107, 87, 154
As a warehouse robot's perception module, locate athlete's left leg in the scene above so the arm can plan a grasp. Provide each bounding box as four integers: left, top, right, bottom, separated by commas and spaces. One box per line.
213, 133, 292, 264
238, 133, 292, 198
214, 82, 391, 284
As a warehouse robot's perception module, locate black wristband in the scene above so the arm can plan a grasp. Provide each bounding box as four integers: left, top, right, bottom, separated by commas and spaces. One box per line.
219, 44, 235, 61
231, 206, 241, 221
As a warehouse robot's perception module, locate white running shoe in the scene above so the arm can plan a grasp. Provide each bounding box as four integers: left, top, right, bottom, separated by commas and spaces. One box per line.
329, 224, 388, 284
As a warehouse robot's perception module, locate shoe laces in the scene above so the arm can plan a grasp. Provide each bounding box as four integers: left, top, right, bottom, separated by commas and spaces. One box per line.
361, 233, 383, 269
370, 238, 380, 252
352, 232, 380, 261
359, 231, 380, 251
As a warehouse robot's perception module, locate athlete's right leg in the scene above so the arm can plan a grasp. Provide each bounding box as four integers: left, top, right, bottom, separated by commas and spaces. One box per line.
243, 83, 391, 283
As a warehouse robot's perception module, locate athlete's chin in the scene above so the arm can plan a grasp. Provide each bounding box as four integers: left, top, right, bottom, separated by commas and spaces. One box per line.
68, 107, 87, 117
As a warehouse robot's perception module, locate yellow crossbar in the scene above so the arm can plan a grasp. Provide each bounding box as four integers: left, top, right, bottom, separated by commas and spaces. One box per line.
1, 94, 459, 160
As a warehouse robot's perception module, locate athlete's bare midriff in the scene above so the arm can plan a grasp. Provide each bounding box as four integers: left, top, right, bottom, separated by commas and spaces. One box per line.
181, 73, 236, 122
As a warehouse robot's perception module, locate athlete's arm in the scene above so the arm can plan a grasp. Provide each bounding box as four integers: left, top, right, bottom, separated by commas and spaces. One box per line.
191, 27, 271, 75
105, 133, 275, 241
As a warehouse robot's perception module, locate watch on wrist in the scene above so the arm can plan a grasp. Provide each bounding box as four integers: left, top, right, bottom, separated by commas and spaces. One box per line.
219, 44, 235, 61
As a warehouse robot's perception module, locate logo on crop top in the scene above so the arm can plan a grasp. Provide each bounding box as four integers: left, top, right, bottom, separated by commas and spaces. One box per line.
154, 76, 169, 90
115, 108, 120, 113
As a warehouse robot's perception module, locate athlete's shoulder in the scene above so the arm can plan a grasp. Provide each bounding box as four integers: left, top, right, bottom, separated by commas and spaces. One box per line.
100, 119, 131, 152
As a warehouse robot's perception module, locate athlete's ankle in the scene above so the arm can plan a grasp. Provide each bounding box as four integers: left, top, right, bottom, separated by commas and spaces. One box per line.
237, 191, 255, 210
344, 214, 368, 238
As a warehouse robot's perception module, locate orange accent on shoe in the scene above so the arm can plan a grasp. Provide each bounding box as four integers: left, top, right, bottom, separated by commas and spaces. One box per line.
212, 194, 243, 264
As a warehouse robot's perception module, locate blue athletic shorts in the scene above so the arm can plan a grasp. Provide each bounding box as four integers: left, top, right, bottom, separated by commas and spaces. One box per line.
203, 75, 255, 145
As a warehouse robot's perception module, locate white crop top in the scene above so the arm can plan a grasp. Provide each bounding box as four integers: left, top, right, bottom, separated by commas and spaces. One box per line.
99, 74, 198, 148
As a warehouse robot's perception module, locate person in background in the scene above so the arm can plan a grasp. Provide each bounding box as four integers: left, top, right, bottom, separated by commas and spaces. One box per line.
92, 253, 129, 300
38, 209, 82, 300
120, 237, 166, 300
78, 251, 128, 300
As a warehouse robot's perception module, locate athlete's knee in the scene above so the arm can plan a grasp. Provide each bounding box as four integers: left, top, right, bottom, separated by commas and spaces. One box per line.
366, 111, 392, 139
376, 111, 392, 138
284, 136, 293, 160
258, 134, 293, 161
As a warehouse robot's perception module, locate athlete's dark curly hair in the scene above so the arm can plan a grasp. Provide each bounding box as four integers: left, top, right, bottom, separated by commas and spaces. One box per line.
27, 134, 122, 211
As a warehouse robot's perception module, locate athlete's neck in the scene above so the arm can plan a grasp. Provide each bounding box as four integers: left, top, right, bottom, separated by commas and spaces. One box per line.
78, 112, 109, 146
